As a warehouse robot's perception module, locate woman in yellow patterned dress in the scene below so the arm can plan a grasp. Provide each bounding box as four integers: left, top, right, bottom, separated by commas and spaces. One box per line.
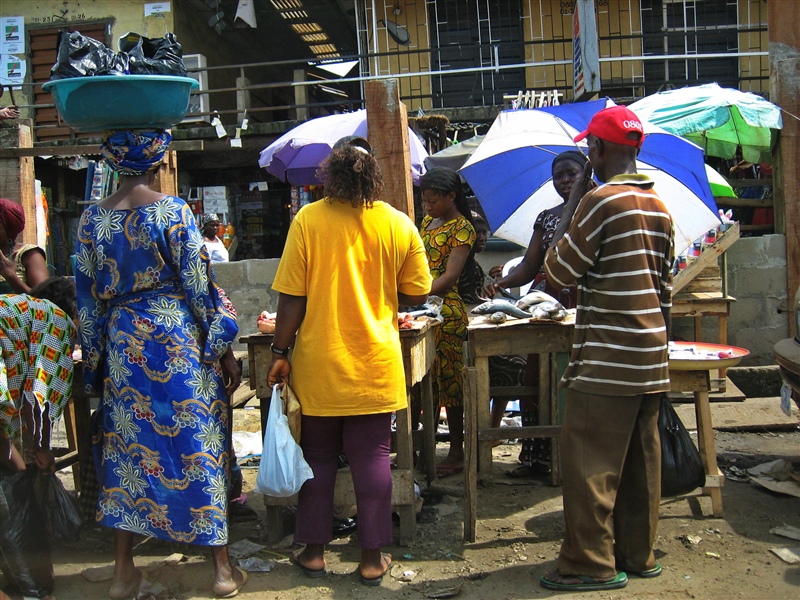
419, 167, 476, 477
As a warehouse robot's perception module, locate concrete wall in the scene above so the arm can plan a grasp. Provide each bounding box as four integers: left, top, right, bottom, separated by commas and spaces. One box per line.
715, 234, 789, 365
215, 234, 789, 368
212, 258, 281, 356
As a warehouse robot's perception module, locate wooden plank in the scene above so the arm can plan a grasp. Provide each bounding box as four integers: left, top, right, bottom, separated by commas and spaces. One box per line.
0, 125, 36, 246
364, 79, 414, 218
463, 366, 478, 543
668, 376, 746, 403
0, 140, 204, 158
715, 197, 774, 209
768, 38, 799, 334
683, 278, 723, 294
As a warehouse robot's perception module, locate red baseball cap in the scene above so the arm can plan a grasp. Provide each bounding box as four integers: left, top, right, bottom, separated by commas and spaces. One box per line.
574, 105, 645, 149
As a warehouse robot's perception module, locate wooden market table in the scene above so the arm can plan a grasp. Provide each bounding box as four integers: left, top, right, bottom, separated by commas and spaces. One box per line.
461, 317, 738, 542
462, 315, 574, 542
240, 317, 439, 546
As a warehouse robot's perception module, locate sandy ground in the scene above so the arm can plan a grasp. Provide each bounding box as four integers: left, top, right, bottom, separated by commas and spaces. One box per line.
11, 406, 800, 600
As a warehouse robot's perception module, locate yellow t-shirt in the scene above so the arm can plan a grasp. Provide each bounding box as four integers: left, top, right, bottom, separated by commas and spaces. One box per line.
272, 199, 432, 416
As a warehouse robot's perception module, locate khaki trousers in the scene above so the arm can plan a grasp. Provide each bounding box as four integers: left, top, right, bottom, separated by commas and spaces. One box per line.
557, 389, 661, 578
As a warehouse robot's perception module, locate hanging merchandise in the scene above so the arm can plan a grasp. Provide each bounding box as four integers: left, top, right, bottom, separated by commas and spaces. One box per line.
222, 223, 234, 249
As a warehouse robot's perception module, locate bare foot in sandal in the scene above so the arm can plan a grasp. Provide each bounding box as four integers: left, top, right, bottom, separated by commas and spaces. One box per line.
212, 565, 248, 598
108, 566, 143, 600
359, 549, 392, 585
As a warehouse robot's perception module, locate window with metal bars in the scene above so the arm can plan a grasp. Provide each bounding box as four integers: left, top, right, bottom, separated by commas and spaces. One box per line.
640, 0, 739, 93
427, 0, 525, 108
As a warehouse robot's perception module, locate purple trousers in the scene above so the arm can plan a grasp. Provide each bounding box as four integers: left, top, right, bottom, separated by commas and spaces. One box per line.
294, 412, 393, 549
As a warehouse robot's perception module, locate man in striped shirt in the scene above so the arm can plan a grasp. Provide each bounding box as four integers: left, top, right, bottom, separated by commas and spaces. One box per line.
540, 106, 675, 592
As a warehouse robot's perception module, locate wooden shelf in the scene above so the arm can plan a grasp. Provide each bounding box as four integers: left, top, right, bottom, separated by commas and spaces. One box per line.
673, 222, 739, 295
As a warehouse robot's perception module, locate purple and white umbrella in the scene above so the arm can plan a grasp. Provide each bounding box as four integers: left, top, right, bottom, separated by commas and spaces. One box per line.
258, 109, 428, 185
460, 99, 720, 255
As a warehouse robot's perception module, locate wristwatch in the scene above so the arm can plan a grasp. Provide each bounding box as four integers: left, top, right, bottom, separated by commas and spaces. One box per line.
270, 344, 290, 356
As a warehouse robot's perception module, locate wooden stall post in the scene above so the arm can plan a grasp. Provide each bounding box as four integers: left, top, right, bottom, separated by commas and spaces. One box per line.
769, 0, 800, 336
153, 150, 178, 197
0, 123, 36, 245
364, 79, 414, 219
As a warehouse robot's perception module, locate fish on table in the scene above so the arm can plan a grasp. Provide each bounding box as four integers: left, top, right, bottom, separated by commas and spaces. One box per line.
471, 299, 531, 319
531, 301, 567, 321
515, 290, 559, 310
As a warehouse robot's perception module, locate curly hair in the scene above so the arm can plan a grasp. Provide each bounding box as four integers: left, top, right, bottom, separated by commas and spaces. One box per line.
30, 276, 77, 318
317, 144, 385, 208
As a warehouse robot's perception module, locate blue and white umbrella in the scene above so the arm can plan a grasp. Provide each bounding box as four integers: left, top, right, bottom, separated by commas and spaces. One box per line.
460, 99, 720, 255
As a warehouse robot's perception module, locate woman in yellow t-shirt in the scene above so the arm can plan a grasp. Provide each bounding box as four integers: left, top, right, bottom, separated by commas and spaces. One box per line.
268, 136, 432, 586
419, 167, 476, 478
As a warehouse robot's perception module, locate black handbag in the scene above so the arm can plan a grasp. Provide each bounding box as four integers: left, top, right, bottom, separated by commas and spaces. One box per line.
658, 395, 706, 497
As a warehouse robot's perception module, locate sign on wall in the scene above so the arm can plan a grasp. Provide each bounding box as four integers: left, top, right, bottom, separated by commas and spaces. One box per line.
572, 0, 600, 101
0, 16, 24, 55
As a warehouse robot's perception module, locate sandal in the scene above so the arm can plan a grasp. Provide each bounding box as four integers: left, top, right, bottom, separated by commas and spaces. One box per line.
623, 563, 662, 578
506, 464, 551, 479
540, 570, 628, 592
359, 553, 392, 586
290, 550, 327, 578
215, 566, 249, 598
435, 464, 463, 478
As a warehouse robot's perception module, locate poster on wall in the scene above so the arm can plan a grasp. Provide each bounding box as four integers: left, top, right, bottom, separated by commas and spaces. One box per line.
572, 0, 600, 101
144, 3, 171, 17
0, 55, 26, 88
0, 16, 25, 56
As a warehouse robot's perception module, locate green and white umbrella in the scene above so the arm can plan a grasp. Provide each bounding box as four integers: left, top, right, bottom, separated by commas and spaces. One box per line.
704, 164, 736, 199
630, 83, 783, 165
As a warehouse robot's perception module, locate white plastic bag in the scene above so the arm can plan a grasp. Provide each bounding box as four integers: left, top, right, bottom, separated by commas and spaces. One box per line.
255, 385, 313, 497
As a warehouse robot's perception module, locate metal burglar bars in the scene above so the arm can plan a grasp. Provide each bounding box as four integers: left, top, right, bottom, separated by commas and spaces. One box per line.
20, 0, 770, 137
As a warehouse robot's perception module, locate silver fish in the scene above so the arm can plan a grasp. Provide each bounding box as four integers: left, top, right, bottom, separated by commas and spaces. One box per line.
472, 299, 531, 319
530, 305, 550, 320
486, 311, 507, 324
536, 301, 564, 315
516, 290, 559, 310
530, 301, 567, 321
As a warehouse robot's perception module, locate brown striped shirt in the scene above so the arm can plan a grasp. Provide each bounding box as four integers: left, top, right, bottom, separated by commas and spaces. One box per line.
544, 173, 675, 396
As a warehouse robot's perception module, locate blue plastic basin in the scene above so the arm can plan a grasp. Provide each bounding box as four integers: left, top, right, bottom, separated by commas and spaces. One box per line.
42, 75, 199, 132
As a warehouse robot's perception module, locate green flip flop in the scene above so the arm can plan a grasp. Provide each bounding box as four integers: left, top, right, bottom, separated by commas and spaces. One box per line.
540, 571, 628, 592
625, 563, 662, 578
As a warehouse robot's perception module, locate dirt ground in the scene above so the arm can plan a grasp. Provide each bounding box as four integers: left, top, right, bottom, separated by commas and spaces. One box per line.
19, 406, 800, 600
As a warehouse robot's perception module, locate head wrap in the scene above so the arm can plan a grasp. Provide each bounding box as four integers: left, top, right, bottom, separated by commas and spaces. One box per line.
420, 167, 461, 193
100, 130, 172, 176
200, 213, 222, 227
470, 210, 489, 232
0, 198, 25, 240
551, 150, 589, 175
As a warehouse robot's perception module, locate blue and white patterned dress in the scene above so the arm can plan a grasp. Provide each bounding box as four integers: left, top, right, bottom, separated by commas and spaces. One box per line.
75, 196, 238, 546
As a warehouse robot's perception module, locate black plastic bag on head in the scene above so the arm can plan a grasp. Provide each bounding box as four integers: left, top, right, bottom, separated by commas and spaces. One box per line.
119, 31, 186, 76
0, 467, 54, 598
659, 395, 706, 497
50, 31, 129, 79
